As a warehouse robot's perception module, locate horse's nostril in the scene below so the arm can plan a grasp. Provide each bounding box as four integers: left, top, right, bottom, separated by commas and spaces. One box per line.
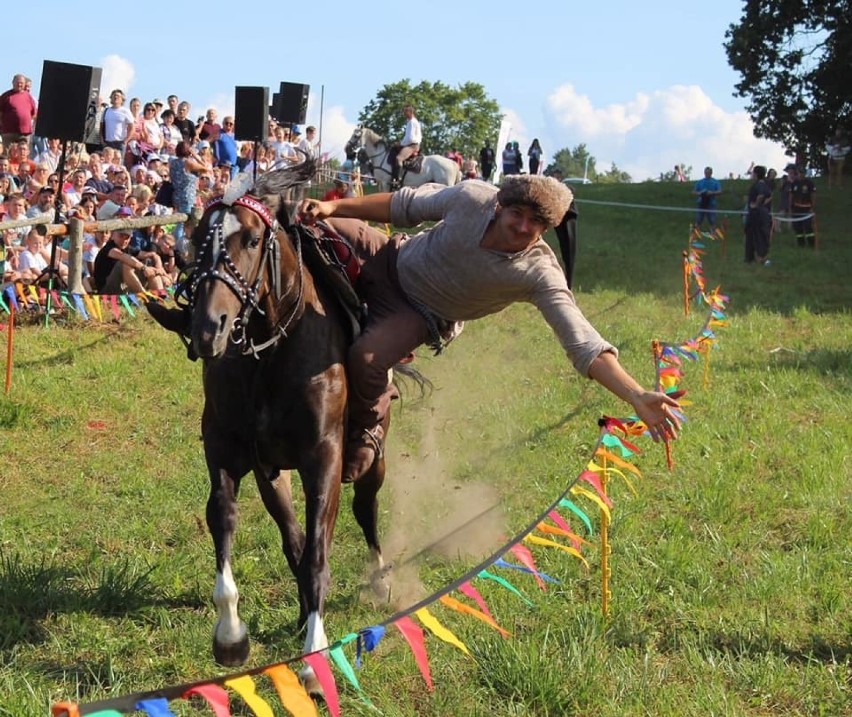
217, 313, 228, 335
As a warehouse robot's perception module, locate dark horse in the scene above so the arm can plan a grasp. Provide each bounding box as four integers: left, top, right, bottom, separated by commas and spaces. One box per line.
177, 161, 391, 694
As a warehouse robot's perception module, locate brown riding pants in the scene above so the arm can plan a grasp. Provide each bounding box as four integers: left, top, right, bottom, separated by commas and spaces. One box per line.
325, 218, 431, 431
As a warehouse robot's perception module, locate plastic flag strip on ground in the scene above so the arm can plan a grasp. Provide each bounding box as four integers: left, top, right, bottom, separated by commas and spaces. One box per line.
52, 224, 729, 716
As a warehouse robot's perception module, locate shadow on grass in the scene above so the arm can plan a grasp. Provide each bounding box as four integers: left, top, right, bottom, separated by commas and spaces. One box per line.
653, 623, 851, 665
13, 334, 112, 370
713, 345, 852, 392
0, 552, 204, 651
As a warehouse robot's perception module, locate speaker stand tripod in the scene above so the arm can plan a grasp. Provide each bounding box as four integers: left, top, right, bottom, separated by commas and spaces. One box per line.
41, 139, 70, 327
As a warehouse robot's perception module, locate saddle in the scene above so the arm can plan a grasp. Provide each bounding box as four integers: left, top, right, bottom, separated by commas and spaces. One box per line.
297, 222, 365, 342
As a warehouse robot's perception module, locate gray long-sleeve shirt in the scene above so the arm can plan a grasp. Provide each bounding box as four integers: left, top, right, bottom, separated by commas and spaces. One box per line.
391, 181, 616, 377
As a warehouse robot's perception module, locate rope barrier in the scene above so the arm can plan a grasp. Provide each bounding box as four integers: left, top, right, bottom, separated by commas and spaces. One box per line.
574, 197, 814, 222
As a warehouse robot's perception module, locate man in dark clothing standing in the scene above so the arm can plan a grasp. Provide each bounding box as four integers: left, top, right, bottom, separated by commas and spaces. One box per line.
786, 164, 817, 248
479, 143, 495, 182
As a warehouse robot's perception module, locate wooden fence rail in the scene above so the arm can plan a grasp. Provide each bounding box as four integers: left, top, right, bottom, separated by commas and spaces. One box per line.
1, 209, 202, 294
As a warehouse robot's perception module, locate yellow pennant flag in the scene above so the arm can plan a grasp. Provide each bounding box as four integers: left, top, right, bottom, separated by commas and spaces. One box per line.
264, 664, 319, 717
587, 461, 637, 496
415, 607, 470, 656
524, 534, 590, 570
224, 674, 275, 717
571, 485, 611, 522
594, 448, 642, 477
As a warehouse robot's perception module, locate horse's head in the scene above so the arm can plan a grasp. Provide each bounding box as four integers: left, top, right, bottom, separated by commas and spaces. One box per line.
187, 196, 283, 358
344, 125, 364, 161
183, 160, 316, 358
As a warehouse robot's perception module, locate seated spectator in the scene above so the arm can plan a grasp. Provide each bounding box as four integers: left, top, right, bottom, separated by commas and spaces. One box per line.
26, 185, 57, 221
85, 154, 113, 200
17, 228, 69, 285
3, 192, 31, 255
151, 225, 183, 282
97, 183, 130, 219
0, 172, 17, 202
36, 138, 63, 173
15, 228, 48, 283
322, 174, 353, 201
0, 155, 20, 191
64, 169, 89, 208
92, 228, 168, 294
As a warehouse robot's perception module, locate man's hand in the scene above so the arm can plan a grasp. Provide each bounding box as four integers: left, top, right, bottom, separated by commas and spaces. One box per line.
629, 390, 682, 443
297, 199, 334, 224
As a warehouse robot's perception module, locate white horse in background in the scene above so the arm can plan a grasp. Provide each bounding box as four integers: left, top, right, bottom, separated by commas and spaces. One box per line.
344, 125, 461, 192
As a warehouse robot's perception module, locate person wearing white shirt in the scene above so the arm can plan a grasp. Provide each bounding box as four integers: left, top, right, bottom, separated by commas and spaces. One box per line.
102, 89, 136, 154
392, 105, 421, 186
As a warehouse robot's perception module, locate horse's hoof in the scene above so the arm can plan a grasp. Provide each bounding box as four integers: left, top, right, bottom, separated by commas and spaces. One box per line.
300, 666, 325, 701
370, 566, 392, 603
213, 635, 250, 666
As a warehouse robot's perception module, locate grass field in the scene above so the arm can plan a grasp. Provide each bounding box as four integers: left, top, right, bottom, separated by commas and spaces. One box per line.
1, 177, 850, 716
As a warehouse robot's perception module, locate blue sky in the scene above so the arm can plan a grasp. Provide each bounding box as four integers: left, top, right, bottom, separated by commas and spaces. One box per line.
5, 0, 788, 181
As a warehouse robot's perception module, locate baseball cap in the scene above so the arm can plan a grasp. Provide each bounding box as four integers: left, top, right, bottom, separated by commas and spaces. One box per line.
784, 163, 798, 172
152, 98, 164, 106
197, 140, 211, 150
291, 126, 302, 136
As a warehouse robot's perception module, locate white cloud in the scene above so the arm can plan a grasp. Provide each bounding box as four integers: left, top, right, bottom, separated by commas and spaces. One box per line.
535, 83, 788, 181
98, 55, 135, 101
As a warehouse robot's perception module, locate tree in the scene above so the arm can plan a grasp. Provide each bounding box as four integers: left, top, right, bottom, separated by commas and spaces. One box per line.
597, 162, 633, 184
358, 79, 502, 158
724, 2, 852, 166
545, 144, 596, 179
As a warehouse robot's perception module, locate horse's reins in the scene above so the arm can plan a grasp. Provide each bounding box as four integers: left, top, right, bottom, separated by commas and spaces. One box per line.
350, 129, 394, 180
184, 195, 305, 358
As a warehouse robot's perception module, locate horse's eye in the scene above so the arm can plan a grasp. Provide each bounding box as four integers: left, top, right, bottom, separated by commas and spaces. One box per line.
247, 233, 262, 249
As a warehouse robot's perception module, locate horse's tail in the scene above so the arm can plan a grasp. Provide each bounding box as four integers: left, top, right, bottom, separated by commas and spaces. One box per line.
392, 362, 432, 400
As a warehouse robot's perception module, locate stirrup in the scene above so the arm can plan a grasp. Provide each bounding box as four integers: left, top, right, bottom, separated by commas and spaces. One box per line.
362, 427, 384, 459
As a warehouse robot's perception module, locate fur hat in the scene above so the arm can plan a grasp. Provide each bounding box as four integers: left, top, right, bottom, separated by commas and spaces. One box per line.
496, 175, 573, 227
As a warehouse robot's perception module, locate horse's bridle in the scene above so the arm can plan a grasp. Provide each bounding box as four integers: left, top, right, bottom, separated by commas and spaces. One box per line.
346, 127, 393, 180
177, 195, 304, 357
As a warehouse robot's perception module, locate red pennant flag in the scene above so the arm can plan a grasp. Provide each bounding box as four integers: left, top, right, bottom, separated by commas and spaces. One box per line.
394, 616, 434, 691
458, 581, 496, 621
509, 543, 546, 590
302, 653, 340, 717
183, 684, 231, 716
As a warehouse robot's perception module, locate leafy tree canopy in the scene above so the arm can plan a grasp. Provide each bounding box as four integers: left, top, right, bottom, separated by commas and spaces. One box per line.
544, 144, 632, 184
724, 1, 852, 166
358, 79, 502, 158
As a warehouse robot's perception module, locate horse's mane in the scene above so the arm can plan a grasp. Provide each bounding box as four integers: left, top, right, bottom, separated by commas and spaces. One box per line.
253, 152, 316, 201
362, 127, 384, 146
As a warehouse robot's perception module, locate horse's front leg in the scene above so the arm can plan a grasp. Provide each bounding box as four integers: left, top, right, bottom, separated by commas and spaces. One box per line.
207, 466, 250, 666
297, 438, 343, 697
253, 467, 305, 581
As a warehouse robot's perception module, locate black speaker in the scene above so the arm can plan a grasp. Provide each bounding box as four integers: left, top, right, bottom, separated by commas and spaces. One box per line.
35, 60, 102, 142
276, 82, 309, 125
234, 86, 269, 142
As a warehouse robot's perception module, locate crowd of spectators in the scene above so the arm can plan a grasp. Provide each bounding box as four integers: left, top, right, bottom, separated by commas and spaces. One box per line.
0, 73, 319, 296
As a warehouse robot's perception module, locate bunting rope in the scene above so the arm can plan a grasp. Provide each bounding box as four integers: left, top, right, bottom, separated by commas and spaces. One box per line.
50, 223, 728, 717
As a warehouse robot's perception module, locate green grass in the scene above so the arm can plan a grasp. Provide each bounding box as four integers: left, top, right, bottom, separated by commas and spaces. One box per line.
1, 178, 850, 716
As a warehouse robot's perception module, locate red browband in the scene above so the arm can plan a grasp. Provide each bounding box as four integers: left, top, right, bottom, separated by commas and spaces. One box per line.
206, 194, 276, 229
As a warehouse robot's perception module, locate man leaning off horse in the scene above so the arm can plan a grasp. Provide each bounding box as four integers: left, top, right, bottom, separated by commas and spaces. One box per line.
390, 104, 421, 188
296, 175, 682, 484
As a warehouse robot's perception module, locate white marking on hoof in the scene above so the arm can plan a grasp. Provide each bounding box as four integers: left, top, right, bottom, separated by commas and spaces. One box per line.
213, 562, 247, 647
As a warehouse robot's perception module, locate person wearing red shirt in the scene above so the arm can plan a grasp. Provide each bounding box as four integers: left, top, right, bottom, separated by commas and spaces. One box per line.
0, 74, 37, 153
